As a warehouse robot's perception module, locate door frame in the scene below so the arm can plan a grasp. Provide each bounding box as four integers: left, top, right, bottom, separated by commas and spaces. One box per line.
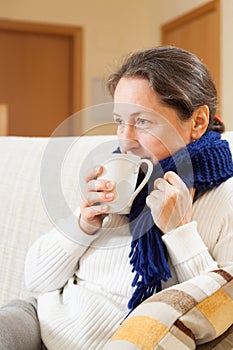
161, 0, 220, 39
0, 19, 83, 134
161, 0, 221, 113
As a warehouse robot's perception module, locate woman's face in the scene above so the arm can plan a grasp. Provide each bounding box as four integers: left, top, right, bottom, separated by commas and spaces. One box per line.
113, 77, 194, 164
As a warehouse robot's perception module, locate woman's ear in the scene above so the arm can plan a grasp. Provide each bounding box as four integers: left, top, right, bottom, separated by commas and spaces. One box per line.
191, 105, 209, 140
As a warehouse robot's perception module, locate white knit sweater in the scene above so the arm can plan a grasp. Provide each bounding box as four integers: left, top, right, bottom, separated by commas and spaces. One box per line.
25, 177, 233, 350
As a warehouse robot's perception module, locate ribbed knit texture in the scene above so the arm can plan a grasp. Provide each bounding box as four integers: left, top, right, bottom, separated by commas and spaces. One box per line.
25, 176, 233, 349
127, 131, 233, 311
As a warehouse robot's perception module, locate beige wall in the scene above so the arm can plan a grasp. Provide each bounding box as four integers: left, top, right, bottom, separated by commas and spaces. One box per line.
222, 0, 233, 130
1, 0, 232, 130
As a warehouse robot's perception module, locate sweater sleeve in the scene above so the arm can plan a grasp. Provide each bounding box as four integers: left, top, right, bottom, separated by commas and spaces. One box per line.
161, 222, 218, 282
103, 265, 233, 349
25, 209, 101, 293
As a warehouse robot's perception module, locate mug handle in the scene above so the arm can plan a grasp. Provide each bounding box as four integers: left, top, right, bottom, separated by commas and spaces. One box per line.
127, 159, 153, 208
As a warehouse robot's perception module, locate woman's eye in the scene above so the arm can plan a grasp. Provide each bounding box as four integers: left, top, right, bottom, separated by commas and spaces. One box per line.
136, 118, 151, 127
114, 118, 124, 126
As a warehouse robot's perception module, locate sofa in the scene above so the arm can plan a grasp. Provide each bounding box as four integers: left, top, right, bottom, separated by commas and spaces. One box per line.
0, 132, 232, 348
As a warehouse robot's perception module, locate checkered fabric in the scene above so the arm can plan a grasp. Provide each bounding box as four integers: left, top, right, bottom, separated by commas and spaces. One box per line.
105, 267, 233, 349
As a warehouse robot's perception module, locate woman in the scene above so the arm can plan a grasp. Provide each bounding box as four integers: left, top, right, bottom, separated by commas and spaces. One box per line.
1, 46, 233, 350
80, 46, 233, 349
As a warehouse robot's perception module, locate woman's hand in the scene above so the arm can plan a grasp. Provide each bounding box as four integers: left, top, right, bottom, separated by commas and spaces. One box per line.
79, 166, 115, 235
146, 171, 194, 234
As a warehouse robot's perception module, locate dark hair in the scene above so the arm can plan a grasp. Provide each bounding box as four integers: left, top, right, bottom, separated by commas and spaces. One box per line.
107, 46, 224, 133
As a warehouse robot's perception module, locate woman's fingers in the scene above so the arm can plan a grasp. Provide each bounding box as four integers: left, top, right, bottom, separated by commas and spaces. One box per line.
146, 171, 193, 233
85, 165, 103, 182
164, 171, 182, 185
87, 179, 115, 192
79, 204, 110, 234
85, 190, 115, 206
80, 203, 110, 220
79, 165, 115, 234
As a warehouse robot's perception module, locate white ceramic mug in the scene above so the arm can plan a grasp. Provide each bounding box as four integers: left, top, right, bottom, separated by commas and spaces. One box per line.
98, 153, 153, 214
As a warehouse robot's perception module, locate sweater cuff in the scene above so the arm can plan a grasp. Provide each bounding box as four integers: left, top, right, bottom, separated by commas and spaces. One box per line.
162, 221, 208, 265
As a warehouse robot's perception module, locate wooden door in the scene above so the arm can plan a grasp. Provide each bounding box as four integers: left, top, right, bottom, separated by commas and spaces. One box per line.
161, 0, 221, 114
0, 20, 82, 136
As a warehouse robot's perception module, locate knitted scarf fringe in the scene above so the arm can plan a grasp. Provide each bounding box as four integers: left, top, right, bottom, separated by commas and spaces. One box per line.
127, 131, 233, 312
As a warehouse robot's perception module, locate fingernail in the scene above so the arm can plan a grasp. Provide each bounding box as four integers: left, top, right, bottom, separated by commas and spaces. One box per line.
105, 181, 114, 189
105, 192, 114, 199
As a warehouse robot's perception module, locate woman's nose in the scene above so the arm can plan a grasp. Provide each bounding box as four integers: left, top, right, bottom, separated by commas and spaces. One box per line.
118, 123, 139, 152
122, 123, 135, 138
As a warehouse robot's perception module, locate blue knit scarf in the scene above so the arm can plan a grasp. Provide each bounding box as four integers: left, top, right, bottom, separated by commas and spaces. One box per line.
125, 131, 233, 312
